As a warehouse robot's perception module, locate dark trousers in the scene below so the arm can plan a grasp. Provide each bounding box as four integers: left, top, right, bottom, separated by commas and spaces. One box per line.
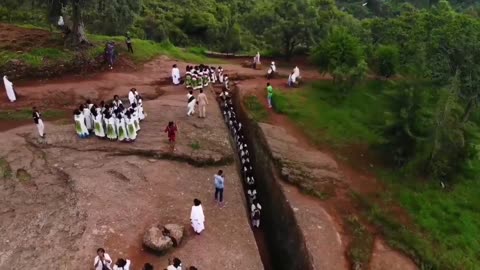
127, 43, 134, 53
215, 188, 224, 202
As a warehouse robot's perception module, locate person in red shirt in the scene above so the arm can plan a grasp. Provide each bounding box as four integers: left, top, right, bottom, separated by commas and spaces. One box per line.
164, 121, 178, 151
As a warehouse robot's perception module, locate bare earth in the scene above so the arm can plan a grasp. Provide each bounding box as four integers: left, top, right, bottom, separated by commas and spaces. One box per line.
0, 58, 263, 270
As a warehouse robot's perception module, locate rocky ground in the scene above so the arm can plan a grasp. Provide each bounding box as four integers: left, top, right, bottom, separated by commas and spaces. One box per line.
0, 58, 263, 270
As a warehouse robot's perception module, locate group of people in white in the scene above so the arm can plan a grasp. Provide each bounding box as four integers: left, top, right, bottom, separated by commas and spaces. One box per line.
94, 248, 197, 270
74, 88, 146, 142
221, 88, 262, 228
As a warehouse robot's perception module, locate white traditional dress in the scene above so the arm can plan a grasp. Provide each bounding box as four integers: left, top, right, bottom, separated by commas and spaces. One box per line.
106, 116, 117, 140
128, 91, 136, 105
293, 66, 300, 78
218, 68, 224, 83
3, 76, 16, 102
94, 253, 112, 270
93, 113, 105, 138
172, 67, 181, 85
125, 116, 137, 141
137, 98, 146, 120
131, 108, 140, 131
74, 113, 89, 138
190, 204, 205, 234
33, 111, 45, 137
84, 105, 93, 130
115, 115, 127, 141
187, 93, 196, 116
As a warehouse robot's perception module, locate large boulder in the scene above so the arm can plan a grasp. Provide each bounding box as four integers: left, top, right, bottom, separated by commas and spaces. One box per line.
143, 223, 185, 252
163, 223, 184, 245
143, 226, 173, 252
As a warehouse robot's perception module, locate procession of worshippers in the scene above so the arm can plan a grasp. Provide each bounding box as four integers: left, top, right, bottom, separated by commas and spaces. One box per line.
73, 88, 146, 141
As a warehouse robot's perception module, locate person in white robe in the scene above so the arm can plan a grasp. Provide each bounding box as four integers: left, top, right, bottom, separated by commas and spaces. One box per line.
210, 66, 217, 83
224, 75, 230, 90
130, 106, 140, 131
172, 64, 181, 85
112, 95, 123, 109
74, 109, 89, 138
293, 66, 300, 79
288, 72, 298, 87
3, 75, 16, 102
105, 113, 117, 140
128, 88, 137, 105
190, 198, 205, 234
32, 107, 45, 138
217, 66, 224, 83
187, 90, 196, 116
253, 52, 260, 69
267, 61, 276, 79
251, 201, 262, 228
81, 103, 93, 131
92, 108, 105, 138
115, 113, 128, 142
94, 248, 112, 270
125, 111, 137, 141
137, 96, 146, 120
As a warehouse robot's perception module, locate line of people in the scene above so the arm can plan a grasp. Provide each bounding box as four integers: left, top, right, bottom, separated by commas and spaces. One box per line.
94, 248, 198, 270
220, 90, 262, 228
184, 65, 228, 90
74, 88, 146, 142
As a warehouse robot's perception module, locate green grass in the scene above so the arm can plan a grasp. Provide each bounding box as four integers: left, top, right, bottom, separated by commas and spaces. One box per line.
243, 95, 269, 122
345, 215, 374, 270
0, 158, 12, 179
89, 35, 218, 64
188, 141, 201, 150
275, 80, 480, 269
273, 81, 388, 147
0, 109, 66, 120
0, 48, 73, 68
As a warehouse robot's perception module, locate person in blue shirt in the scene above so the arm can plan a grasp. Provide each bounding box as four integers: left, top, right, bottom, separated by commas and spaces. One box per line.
214, 170, 225, 206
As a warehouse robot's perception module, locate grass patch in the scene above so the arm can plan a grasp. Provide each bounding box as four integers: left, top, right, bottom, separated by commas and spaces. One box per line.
0, 109, 66, 120
273, 81, 388, 146
345, 215, 374, 270
0, 46, 73, 67
276, 79, 480, 268
88, 35, 218, 64
189, 141, 201, 150
16, 168, 32, 183
243, 95, 269, 122
0, 158, 12, 179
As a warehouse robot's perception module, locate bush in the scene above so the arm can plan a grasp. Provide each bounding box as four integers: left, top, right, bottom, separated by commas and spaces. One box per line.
372, 45, 399, 78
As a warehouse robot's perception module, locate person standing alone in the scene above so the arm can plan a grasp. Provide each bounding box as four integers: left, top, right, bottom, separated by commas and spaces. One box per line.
266, 82, 273, 109
125, 32, 133, 54
214, 170, 225, 206
197, 89, 208, 118
32, 107, 45, 138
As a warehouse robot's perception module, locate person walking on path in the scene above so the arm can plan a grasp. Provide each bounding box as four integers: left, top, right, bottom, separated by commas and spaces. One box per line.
214, 170, 225, 206
266, 82, 273, 109
125, 32, 134, 54
197, 89, 209, 118
32, 107, 45, 138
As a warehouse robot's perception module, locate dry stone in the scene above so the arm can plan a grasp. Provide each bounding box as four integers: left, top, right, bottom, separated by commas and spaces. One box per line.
143, 226, 173, 252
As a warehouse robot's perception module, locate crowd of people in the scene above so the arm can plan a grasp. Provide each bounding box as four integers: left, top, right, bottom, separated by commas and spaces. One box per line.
94, 248, 199, 270
220, 88, 263, 228
74, 88, 146, 142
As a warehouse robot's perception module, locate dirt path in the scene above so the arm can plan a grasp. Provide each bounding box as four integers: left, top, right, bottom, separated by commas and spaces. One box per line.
233, 62, 418, 269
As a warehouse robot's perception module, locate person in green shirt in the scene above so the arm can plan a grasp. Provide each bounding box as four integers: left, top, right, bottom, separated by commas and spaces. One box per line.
266, 82, 273, 108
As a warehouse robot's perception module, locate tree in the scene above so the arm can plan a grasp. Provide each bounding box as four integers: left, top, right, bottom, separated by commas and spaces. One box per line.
311, 27, 367, 92
372, 45, 399, 78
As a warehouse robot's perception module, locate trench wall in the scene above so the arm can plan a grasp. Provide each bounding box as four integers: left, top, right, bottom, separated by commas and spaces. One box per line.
230, 88, 314, 270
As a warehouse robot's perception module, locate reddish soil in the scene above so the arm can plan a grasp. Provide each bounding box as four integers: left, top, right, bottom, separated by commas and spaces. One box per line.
0, 23, 64, 51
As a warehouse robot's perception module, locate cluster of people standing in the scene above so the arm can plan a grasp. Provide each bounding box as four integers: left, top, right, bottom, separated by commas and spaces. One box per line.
94, 248, 198, 270
74, 88, 146, 142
